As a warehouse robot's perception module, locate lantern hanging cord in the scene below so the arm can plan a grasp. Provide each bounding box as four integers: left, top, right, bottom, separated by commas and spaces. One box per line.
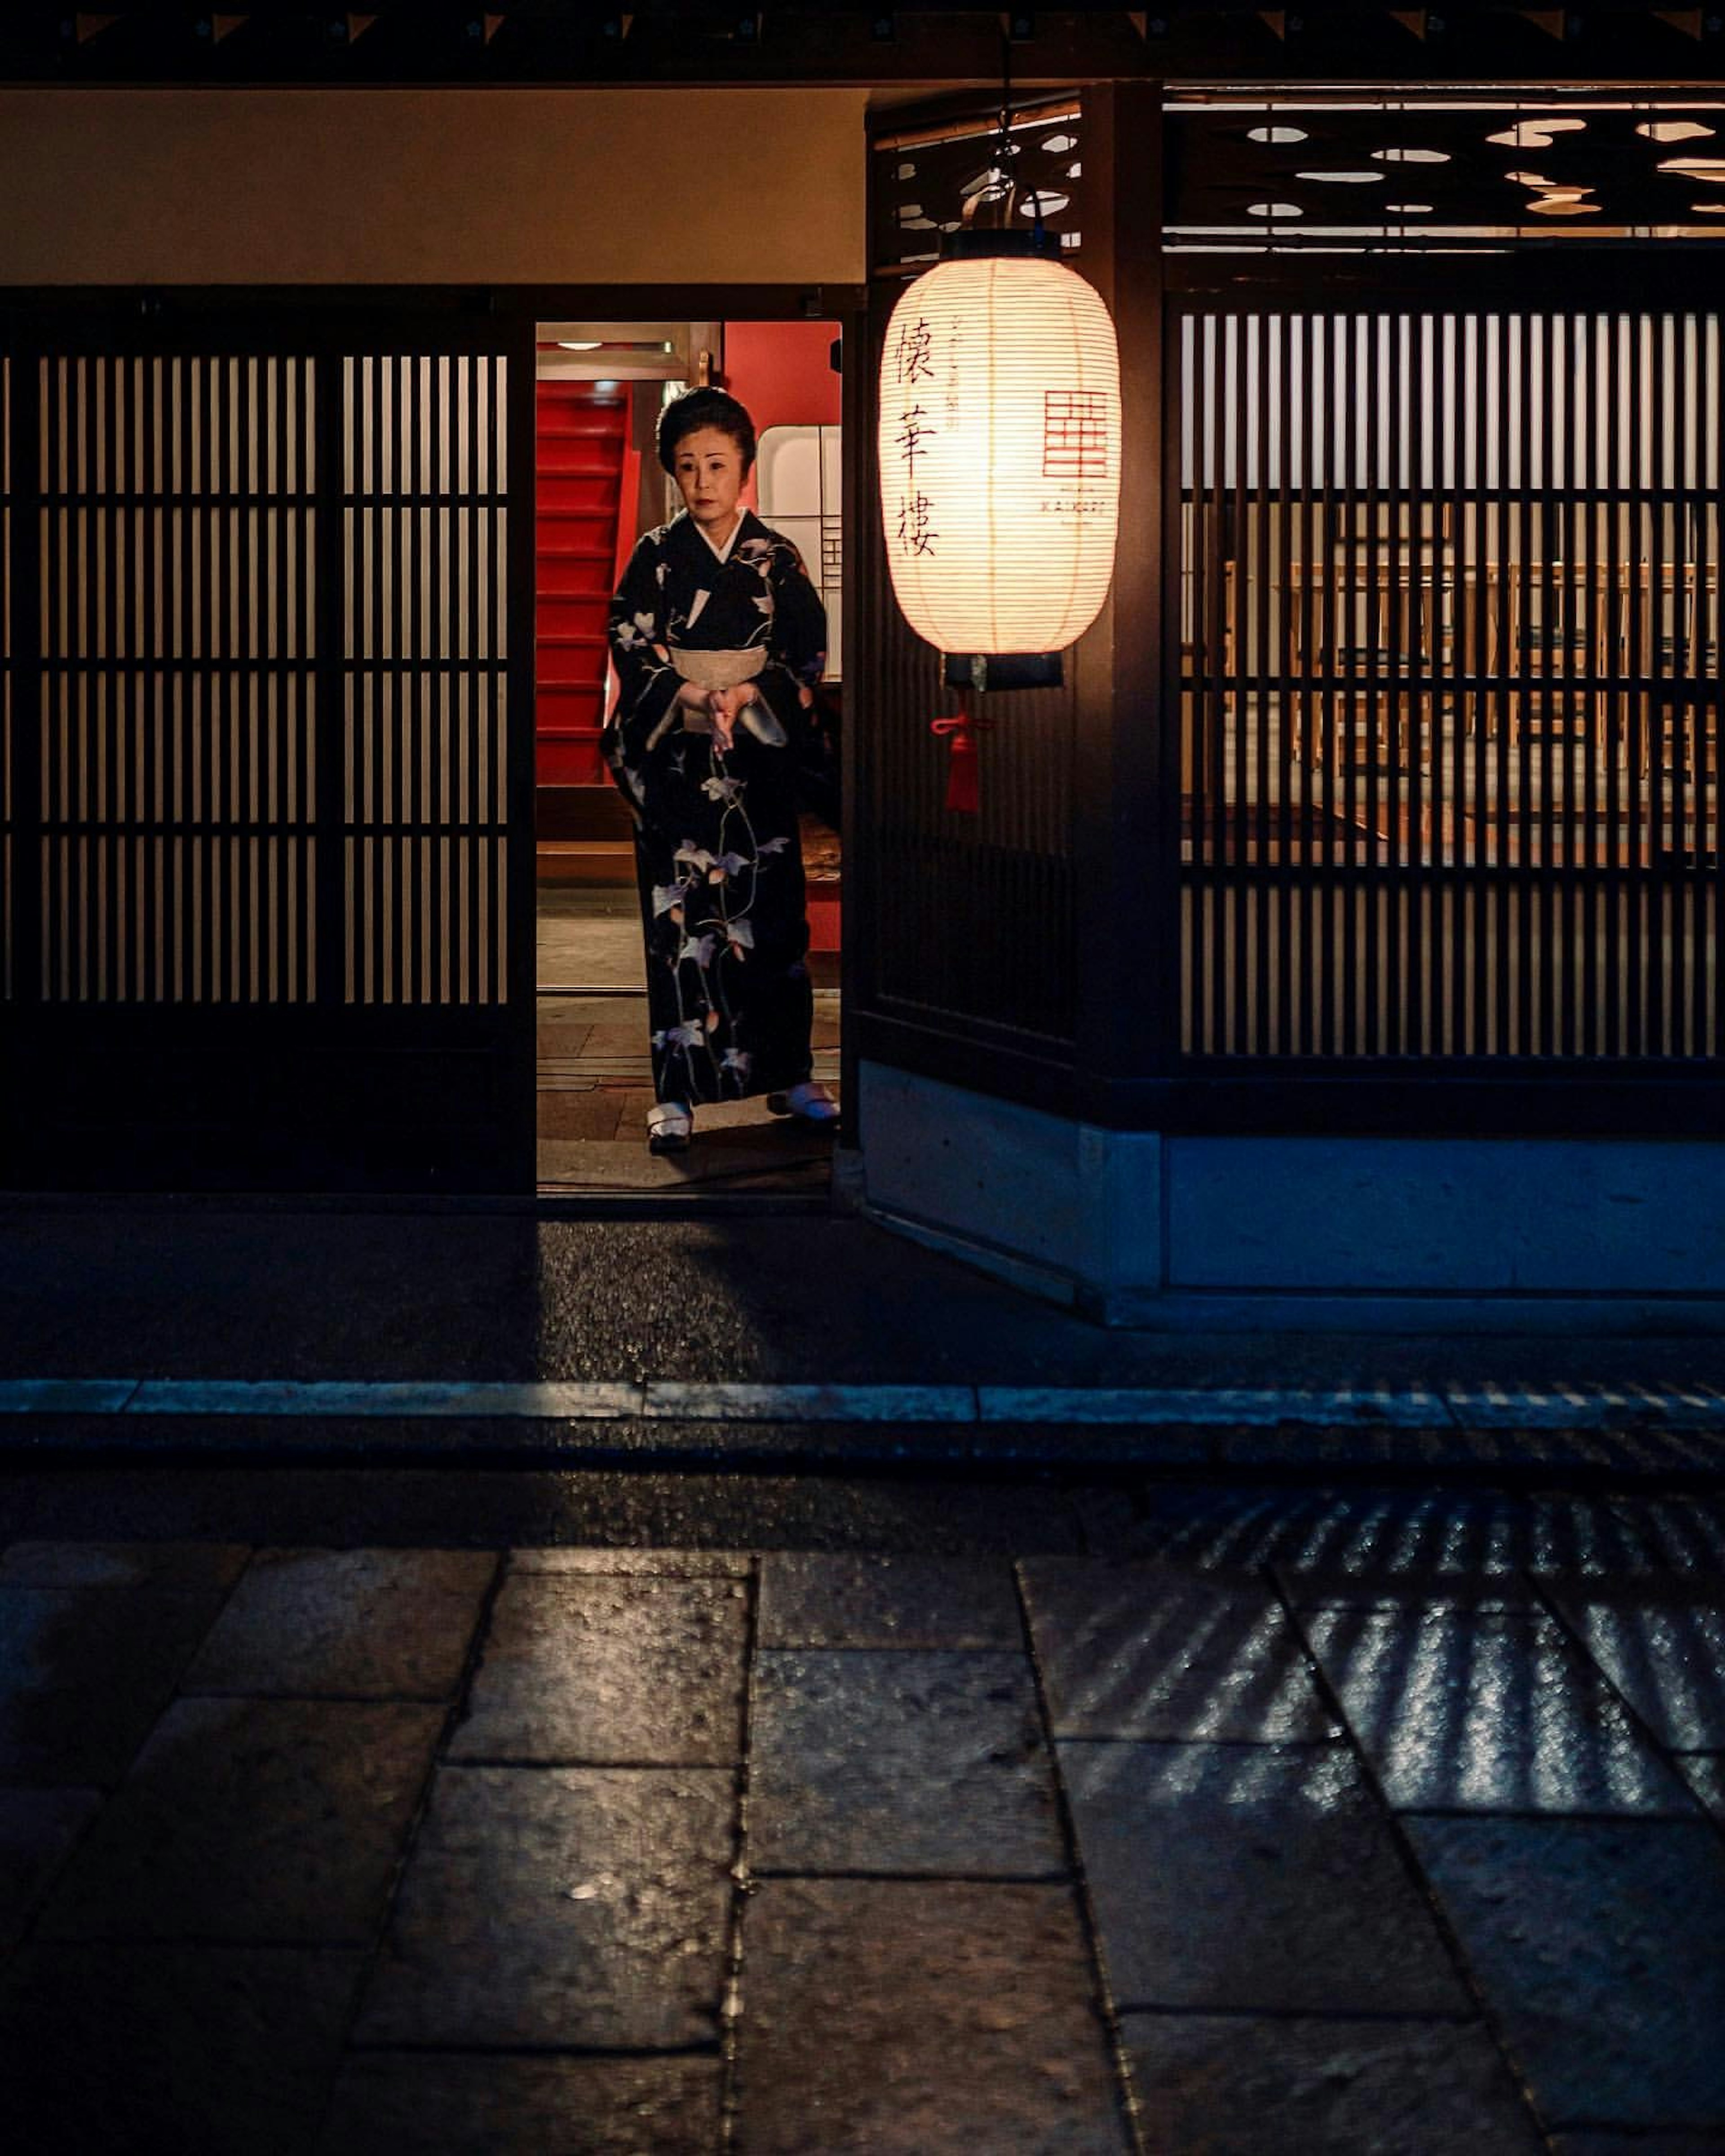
995, 30, 1046, 248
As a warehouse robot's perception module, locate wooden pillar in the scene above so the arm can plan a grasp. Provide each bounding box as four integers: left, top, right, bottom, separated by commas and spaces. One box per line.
1071, 81, 1171, 1124
504, 314, 542, 1190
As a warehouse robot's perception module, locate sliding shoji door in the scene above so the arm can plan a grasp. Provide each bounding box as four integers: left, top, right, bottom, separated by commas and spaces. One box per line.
0, 319, 532, 1193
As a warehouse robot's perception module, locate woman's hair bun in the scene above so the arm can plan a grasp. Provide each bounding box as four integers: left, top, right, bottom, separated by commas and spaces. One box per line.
657, 387, 757, 476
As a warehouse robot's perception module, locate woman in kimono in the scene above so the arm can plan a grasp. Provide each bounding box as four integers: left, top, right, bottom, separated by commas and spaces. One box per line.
605, 387, 839, 1153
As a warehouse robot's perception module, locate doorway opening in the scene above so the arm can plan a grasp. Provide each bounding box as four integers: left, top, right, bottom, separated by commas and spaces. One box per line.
532, 317, 844, 1194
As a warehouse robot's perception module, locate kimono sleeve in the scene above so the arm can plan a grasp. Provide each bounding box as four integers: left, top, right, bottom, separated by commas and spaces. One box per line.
754, 536, 829, 731
755, 534, 840, 824
607, 535, 680, 755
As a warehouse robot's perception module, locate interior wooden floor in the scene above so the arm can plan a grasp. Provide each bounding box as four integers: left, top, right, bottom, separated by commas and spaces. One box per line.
1193, 697, 1718, 867
535, 879, 840, 1196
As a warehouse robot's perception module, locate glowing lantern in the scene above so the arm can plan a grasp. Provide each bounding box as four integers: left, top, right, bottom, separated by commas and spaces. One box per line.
877, 230, 1121, 690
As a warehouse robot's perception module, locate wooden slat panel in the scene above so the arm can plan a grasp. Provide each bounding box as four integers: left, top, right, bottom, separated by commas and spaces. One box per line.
341, 352, 509, 1006
29, 353, 318, 1006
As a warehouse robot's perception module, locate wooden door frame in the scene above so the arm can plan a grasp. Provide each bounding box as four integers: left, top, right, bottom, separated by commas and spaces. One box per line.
502, 282, 869, 1176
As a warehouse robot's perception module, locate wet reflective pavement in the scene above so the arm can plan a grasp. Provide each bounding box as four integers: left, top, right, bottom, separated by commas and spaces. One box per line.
2, 1470, 1723, 2152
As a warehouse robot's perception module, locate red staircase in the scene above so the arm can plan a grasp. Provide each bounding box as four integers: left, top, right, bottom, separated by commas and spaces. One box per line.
535, 380, 628, 786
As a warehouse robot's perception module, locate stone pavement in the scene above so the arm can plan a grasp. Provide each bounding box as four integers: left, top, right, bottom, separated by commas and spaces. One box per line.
3, 1472, 1724, 2153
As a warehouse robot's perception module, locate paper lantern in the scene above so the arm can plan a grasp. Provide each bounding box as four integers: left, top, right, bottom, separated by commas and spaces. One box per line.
877, 237, 1120, 689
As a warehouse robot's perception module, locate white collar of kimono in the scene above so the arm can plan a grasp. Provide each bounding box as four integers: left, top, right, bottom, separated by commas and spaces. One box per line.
694, 510, 746, 564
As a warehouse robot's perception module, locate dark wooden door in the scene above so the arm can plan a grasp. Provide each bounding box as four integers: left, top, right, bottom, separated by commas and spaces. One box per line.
0, 308, 535, 1192
852, 93, 1093, 1122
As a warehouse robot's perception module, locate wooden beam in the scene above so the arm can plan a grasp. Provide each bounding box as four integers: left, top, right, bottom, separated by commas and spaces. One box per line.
2, 5, 1725, 87
1071, 80, 1175, 1107
0, 7, 1154, 87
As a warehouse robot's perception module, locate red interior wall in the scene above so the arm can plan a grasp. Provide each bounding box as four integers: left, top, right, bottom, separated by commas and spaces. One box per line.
723, 320, 840, 508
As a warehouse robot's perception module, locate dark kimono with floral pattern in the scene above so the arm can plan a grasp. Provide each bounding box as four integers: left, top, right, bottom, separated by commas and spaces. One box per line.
604, 509, 828, 1106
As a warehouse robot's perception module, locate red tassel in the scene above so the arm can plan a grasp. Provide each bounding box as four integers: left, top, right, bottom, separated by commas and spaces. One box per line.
930, 698, 991, 815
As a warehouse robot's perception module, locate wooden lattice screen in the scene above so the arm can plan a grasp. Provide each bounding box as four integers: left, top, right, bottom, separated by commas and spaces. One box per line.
0, 323, 531, 1193
1177, 303, 1723, 1065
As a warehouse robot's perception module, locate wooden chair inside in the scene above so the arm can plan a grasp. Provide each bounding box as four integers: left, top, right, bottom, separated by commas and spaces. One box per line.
1502, 568, 1609, 747
1284, 563, 1439, 775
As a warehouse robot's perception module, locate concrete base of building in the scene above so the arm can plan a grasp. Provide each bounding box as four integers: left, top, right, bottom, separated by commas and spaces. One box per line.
857, 1059, 1725, 1333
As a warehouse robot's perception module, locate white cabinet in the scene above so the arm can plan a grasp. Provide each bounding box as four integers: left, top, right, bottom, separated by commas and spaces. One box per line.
756, 423, 843, 683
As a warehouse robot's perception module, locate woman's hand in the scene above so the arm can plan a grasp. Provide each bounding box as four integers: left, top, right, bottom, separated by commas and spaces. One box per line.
673, 679, 712, 714
708, 682, 758, 753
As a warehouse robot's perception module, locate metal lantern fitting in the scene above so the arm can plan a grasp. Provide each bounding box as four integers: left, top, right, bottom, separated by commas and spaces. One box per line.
877, 214, 1121, 693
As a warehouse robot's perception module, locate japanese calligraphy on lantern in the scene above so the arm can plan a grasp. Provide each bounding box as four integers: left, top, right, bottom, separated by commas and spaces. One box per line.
893, 398, 939, 557
889, 321, 942, 559
894, 314, 935, 388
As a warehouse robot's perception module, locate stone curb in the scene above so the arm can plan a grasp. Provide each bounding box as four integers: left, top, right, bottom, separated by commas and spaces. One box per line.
1, 1376, 1724, 1429
0, 1377, 1723, 1479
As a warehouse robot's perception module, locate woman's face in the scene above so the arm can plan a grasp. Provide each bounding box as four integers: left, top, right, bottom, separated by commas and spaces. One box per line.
672, 426, 746, 535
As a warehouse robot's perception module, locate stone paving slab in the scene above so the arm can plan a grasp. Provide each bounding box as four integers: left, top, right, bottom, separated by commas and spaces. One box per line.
0, 1787, 100, 1949
748, 1649, 1065, 1877
0, 1584, 226, 1785
1674, 1752, 1724, 1818
319, 2053, 724, 2156
0, 1944, 364, 2156
356, 1764, 735, 2049
1544, 1588, 1725, 1750
509, 1546, 751, 1576
758, 1553, 1023, 1648
1551, 2136, 1725, 2155
1103, 1486, 1545, 1578
1119, 2013, 1544, 2156
450, 1572, 748, 1766
1060, 1741, 1471, 2015
182, 1547, 496, 1700
1301, 1605, 1700, 1816
1280, 1574, 1541, 1611
1596, 1494, 1725, 1578
0, 1539, 249, 1588
1405, 1815, 1725, 2130
731, 1876, 1130, 2154
37, 1696, 442, 1944
1021, 1562, 1340, 1742
1116, 1487, 1725, 1585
